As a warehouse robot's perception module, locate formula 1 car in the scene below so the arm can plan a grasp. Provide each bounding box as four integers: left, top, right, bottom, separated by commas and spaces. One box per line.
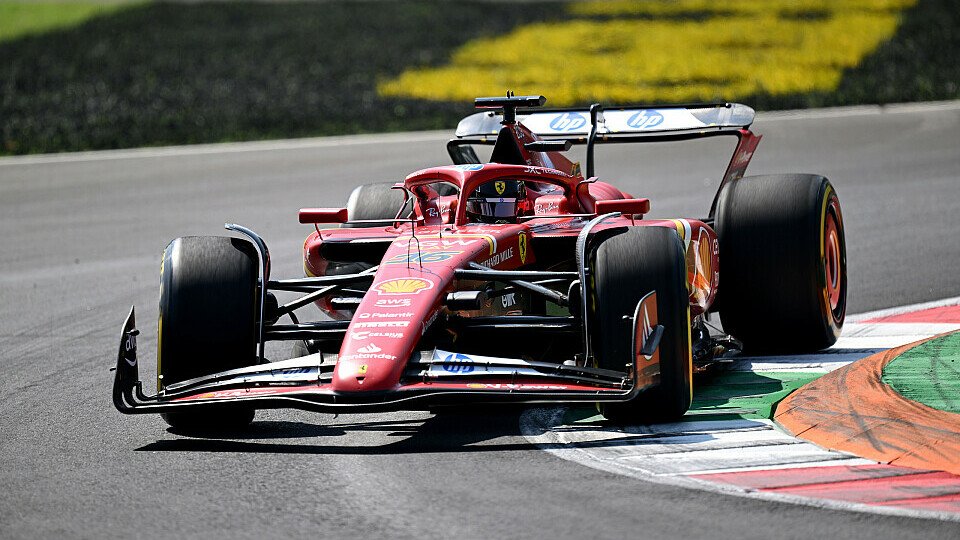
113, 94, 846, 430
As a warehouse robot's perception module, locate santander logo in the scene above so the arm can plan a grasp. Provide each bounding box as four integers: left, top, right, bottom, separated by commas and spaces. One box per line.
357, 343, 381, 354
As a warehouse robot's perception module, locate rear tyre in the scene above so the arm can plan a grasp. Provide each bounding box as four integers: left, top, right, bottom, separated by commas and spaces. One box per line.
157, 236, 259, 430
715, 174, 846, 353
592, 227, 692, 423
342, 182, 408, 228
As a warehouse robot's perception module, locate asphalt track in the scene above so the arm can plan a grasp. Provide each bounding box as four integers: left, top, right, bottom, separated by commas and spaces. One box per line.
1, 102, 959, 539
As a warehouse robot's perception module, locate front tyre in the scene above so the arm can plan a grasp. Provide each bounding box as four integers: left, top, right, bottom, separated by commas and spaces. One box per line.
715, 174, 846, 353
157, 236, 259, 430
592, 227, 692, 423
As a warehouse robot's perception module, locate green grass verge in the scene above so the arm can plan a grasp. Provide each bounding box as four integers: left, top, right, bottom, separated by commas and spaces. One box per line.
1, 0, 957, 155
0, 1, 138, 42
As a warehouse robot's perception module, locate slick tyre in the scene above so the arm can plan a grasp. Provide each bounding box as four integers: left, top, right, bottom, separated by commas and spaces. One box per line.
715, 174, 846, 353
342, 182, 409, 228
593, 227, 692, 423
157, 236, 259, 430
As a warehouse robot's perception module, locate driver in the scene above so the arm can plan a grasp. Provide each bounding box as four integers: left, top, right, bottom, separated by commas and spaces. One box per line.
465, 179, 530, 223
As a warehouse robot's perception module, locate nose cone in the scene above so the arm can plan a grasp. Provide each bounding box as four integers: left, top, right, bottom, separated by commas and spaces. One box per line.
332, 346, 404, 392
332, 275, 442, 393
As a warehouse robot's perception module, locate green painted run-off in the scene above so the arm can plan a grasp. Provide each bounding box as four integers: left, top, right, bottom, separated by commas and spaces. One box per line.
882, 331, 960, 414
564, 371, 822, 424
688, 371, 821, 420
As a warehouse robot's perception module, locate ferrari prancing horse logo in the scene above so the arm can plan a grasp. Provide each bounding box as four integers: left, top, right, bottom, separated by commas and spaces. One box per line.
494, 181, 506, 195
518, 232, 528, 263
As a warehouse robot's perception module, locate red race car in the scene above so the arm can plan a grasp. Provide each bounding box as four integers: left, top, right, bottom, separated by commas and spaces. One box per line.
113, 94, 846, 430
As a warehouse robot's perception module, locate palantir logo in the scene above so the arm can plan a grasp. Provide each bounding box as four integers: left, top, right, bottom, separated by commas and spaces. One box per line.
549, 112, 587, 132
627, 110, 664, 130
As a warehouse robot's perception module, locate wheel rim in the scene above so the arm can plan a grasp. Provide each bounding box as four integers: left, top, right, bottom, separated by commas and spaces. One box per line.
824, 209, 842, 313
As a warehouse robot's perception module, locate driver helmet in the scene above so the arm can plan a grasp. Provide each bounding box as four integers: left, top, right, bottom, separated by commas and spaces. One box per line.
465, 179, 527, 223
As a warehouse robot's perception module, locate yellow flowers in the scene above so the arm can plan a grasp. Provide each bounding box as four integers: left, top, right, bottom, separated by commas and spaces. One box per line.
378, 0, 916, 106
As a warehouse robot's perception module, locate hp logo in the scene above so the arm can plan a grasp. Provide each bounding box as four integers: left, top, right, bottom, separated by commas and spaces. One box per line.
441, 353, 475, 374
627, 110, 664, 130
549, 113, 588, 132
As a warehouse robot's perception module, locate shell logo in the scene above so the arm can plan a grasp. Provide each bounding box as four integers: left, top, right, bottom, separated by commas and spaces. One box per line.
374, 278, 434, 295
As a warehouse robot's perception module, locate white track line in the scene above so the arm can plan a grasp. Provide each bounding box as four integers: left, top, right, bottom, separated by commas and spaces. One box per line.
520, 298, 960, 522
2, 101, 958, 167
846, 295, 960, 323
520, 408, 960, 523
0, 130, 449, 167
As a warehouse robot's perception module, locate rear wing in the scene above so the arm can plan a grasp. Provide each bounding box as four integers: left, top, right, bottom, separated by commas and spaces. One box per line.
455, 102, 755, 140
450, 99, 761, 218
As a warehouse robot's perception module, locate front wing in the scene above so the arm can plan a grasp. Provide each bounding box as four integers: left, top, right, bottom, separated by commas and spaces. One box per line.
112, 299, 663, 415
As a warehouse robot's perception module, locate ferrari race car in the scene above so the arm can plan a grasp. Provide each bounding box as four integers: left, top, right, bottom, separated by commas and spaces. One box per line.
113, 94, 847, 430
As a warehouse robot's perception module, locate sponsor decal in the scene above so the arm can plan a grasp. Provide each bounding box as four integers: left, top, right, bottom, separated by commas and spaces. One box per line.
466, 383, 567, 390
548, 112, 588, 132
340, 352, 398, 361
523, 166, 545, 175
494, 181, 506, 195
357, 343, 381, 354
626, 110, 664, 130
357, 364, 368, 375
375, 298, 412, 308
375, 278, 434, 295
358, 312, 414, 319
535, 200, 560, 214
685, 228, 718, 308
355, 321, 410, 328
518, 232, 528, 264
351, 331, 404, 340
385, 251, 460, 265
453, 164, 484, 172
190, 387, 285, 399
394, 239, 478, 250
123, 332, 137, 367
422, 310, 440, 336
640, 304, 655, 360
407, 233, 496, 255
441, 352, 475, 374
426, 207, 439, 217
734, 150, 753, 166
479, 247, 514, 268
634, 292, 660, 369
501, 292, 517, 308
274, 367, 315, 379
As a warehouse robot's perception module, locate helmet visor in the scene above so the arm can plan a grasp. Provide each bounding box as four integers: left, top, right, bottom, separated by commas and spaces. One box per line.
466, 197, 518, 218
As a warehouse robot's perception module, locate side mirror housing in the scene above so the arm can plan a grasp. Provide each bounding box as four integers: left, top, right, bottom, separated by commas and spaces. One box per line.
299, 208, 349, 224
594, 198, 650, 216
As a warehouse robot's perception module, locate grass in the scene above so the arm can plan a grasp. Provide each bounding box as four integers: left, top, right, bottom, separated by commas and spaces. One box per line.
0, 1, 138, 42
1, 0, 958, 155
